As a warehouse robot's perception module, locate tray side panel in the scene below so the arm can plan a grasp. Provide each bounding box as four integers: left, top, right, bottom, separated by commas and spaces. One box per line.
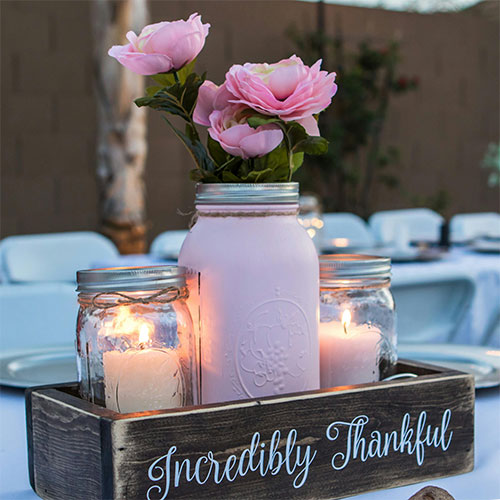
111, 373, 474, 500
28, 389, 110, 500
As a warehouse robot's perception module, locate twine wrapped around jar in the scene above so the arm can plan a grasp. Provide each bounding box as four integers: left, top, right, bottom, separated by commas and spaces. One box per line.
91, 286, 189, 310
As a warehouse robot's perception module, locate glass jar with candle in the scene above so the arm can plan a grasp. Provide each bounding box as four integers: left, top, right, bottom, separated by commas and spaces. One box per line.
76, 266, 198, 413
319, 255, 397, 388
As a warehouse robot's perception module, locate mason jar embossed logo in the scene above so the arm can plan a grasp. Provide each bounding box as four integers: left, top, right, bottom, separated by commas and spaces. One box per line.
236, 299, 312, 398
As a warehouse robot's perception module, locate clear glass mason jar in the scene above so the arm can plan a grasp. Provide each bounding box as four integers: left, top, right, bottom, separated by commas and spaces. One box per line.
76, 266, 198, 413
319, 254, 397, 388
179, 183, 320, 404
298, 194, 324, 250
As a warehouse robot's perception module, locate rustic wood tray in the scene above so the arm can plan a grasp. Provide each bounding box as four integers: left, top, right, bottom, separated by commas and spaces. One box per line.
26, 360, 474, 500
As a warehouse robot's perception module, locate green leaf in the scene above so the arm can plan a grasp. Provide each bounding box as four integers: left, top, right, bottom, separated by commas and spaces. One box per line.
189, 169, 204, 182
293, 136, 329, 155
161, 116, 214, 173
285, 121, 309, 145
247, 116, 281, 129
253, 145, 288, 171
175, 59, 196, 84
151, 60, 197, 86
152, 73, 175, 87
136, 72, 205, 122
292, 152, 305, 171
146, 85, 163, 97
207, 136, 229, 167
242, 168, 275, 183
222, 171, 242, 183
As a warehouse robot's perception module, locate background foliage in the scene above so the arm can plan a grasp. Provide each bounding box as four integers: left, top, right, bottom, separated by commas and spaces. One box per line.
288, 26, 419, 217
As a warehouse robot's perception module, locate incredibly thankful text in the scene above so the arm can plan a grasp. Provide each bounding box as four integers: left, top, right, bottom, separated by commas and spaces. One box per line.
146, 409, 453, 499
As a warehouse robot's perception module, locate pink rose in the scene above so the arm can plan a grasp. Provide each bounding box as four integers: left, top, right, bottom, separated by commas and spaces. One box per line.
194, 81, 320, 136
193, 81, 234, 126
225, 55, 337, 121
108, 13, 210, 75
208, 106, 283, 159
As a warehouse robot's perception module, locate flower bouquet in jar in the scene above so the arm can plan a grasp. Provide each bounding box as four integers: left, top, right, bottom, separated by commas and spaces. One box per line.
108, 13, 338, 183
109, 12, 339, 404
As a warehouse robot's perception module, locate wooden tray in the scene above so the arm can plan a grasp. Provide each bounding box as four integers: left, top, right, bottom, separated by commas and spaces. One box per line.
26, 360, 474, 500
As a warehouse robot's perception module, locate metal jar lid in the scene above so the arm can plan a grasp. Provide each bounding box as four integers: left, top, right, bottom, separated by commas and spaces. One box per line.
320, 254, 391, 283
76, 265, 187, 293
195, 183, 299, 205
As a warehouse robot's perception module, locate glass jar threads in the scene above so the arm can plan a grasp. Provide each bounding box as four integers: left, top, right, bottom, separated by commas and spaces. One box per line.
319, 255, 397, 388
76, 266, 198, 413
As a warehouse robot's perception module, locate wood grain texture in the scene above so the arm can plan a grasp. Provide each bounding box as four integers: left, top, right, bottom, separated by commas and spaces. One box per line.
27, 361, 474, 500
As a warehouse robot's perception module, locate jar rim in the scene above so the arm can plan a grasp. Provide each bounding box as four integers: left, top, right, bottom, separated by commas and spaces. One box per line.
195, 182, 299, 205
76, 265, 187, 293
320, 254, 391, 282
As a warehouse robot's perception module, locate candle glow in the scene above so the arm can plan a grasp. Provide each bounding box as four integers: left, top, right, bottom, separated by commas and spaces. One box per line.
100, 306, 184, 413
342, 309, 351, 334
319, 308, 380, 388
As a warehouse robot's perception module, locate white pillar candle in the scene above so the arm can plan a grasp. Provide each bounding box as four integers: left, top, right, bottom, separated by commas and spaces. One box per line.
100, 309, 184, 413
319, 310, 380, 388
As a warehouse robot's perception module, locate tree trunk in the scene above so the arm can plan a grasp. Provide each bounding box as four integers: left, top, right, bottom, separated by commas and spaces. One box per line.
92, 0, 149, 254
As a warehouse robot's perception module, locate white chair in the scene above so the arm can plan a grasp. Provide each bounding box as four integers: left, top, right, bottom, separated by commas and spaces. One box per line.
150, 230, 188, 259
391, 270, 475, 343
369, 208, 444, 245
450, 212, 500, 243
321, 213, 376, 248
0, 231, 119, 283
0, 283, 77, 351
0, 232, 118, 353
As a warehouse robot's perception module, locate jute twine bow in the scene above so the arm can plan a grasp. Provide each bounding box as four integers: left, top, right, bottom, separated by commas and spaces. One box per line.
91, 286, 189, 310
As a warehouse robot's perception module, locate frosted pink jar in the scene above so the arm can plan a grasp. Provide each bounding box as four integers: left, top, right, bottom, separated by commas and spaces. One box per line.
179, 183, 320, 404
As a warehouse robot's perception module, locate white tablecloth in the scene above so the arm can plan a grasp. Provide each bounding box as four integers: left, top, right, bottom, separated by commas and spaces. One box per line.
392, 248, 500, 346
1, 386, 499, 500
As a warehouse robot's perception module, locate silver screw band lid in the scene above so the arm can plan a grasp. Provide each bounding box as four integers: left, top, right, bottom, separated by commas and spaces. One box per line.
76, 265, 187, 293
320, 254, 391, 281
195, 183, 299, 205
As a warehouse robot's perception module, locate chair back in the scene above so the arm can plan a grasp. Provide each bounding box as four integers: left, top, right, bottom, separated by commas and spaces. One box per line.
150, 230, 188, 259
369, 208, 444, 245
0, 232, 119, 283
450, 212, 500, 242
0, 283, 77, 351
321, 213, 375, 248
391, 270, 475, 343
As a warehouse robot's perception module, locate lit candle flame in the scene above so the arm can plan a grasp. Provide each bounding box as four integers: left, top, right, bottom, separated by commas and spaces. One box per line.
138, 323, 151, 344
99, 307, 154, 347
342, 309, 351, 335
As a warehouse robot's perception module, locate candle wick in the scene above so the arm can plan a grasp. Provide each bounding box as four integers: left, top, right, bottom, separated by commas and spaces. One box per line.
343, 323, 348, 335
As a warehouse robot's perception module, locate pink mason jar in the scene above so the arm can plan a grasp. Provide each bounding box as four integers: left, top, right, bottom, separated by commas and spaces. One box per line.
179, 183, 320, 404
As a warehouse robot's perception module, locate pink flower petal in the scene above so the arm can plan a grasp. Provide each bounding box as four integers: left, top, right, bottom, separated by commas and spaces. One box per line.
108, 44, 173, 75
296, 116, 320, 136
193, 81, 219, 126
239, 126, 283, 158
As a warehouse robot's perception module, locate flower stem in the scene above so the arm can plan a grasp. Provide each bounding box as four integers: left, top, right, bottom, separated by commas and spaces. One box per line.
173, 71, 180, 84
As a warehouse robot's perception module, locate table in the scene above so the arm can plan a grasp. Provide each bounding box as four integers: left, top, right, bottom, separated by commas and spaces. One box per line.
1, 386, 499, 500
391, 248, 500, 346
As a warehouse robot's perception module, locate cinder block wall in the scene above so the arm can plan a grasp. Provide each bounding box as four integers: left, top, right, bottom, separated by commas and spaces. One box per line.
1, 1, 498, 245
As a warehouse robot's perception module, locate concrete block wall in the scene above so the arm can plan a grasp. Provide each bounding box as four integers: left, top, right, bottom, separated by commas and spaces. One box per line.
1, 0, 498, 245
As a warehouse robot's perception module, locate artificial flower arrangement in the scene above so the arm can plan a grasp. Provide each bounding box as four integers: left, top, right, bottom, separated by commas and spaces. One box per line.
109, 13, 338, 183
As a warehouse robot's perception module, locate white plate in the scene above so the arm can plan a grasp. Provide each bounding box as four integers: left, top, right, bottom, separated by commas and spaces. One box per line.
399, 343, 500, 389
470, 240, 500, 254
0, 346, 77, 388
369, 247, 445, 263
